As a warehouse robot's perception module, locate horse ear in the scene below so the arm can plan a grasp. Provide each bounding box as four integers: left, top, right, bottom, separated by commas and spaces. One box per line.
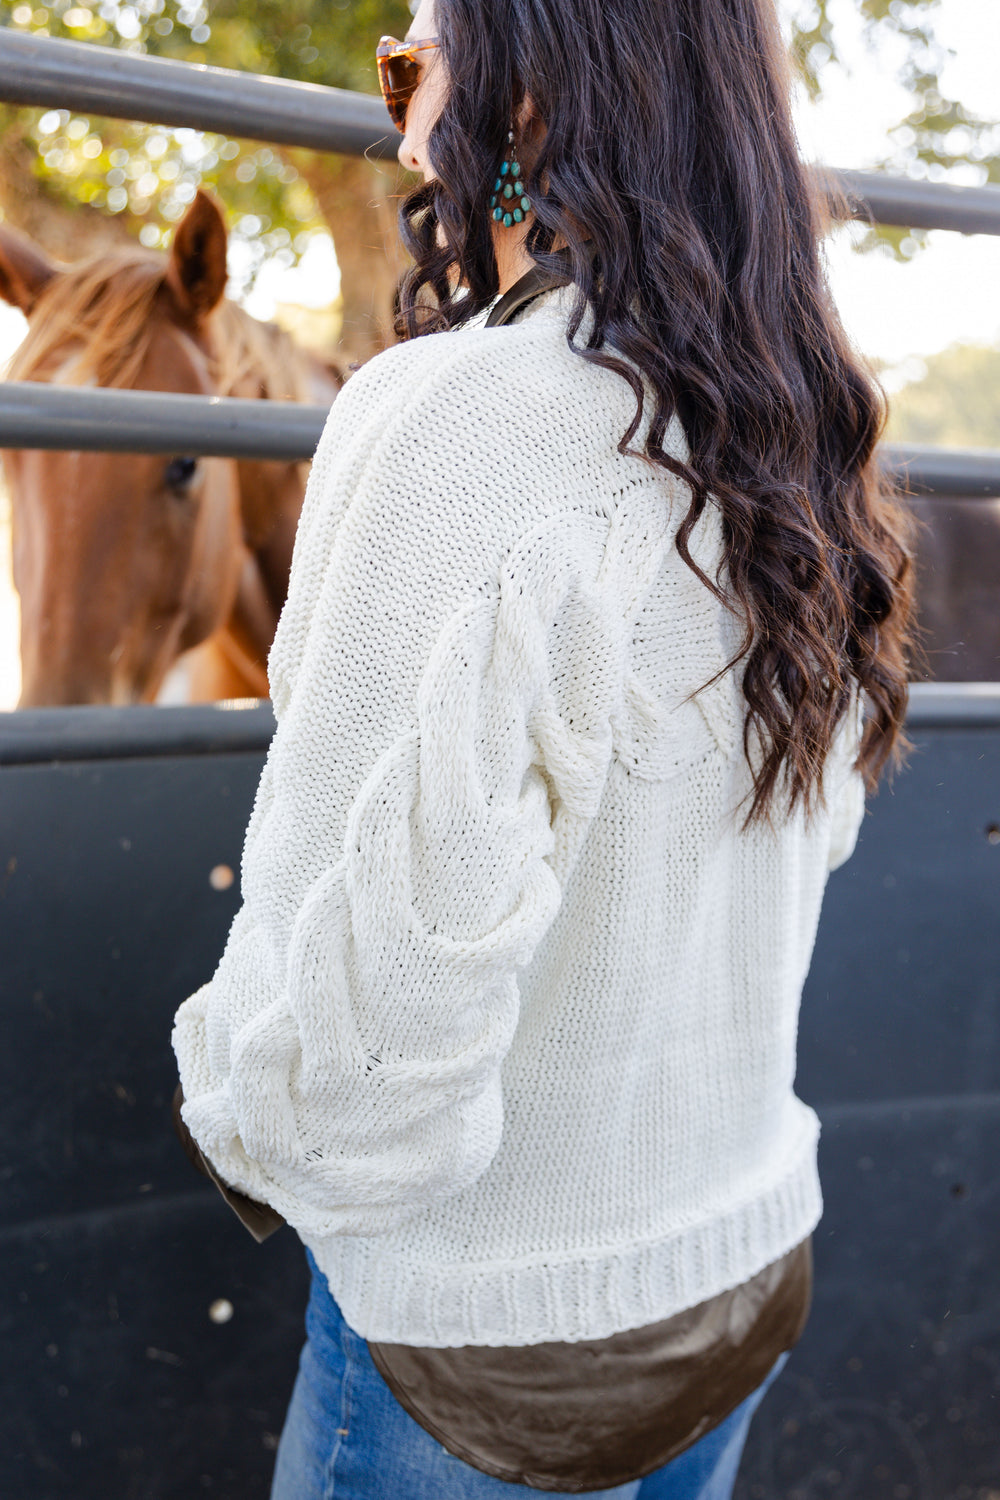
0, 224, 58, 314
164, 189, 229, 323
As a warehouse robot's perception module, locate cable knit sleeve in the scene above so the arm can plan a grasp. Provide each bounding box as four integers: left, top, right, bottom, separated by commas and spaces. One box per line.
171, 339, 644, 1240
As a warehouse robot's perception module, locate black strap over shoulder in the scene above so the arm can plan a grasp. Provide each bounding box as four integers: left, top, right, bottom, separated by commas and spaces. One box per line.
484, 242, 599, 328
484, 259, 572, 328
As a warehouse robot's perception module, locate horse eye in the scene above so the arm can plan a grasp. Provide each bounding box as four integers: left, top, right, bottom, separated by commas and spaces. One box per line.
164, 456, 199, 490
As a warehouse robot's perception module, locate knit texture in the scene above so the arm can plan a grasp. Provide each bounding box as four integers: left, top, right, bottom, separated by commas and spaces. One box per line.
172, 283, 866, 1347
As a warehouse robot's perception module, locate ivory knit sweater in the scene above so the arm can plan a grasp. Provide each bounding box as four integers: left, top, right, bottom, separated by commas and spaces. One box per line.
172, 282, 866, 1347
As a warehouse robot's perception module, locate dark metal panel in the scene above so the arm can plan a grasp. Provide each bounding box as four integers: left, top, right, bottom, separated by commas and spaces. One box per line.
0, 716, 996, 1495
0, 27, 398, 160
736, 1098, 1000, 1500
798, 726, 1000, 1108
0, 1199, 308, 1500
0, 752, 262, 1229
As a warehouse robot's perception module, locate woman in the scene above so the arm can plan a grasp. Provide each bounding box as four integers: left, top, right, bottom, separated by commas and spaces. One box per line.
172, 0, 918, 1494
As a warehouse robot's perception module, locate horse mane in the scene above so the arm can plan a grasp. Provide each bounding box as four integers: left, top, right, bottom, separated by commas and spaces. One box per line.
7, 244, 322, 404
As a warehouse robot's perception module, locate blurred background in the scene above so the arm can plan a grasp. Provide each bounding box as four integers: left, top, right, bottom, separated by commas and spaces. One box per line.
0, 0, 998, 708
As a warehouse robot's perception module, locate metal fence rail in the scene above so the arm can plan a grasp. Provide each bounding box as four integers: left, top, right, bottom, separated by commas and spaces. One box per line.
883, 443, 1000, 500
829, 169, 1000, 238
0, 381, 998, 498
2, 29, 1000, 235
2, 681, 996, 766
0, 382, 329, 463
0, 27, 395, 159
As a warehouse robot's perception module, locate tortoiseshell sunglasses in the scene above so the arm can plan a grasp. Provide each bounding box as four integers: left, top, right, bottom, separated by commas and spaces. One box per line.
376, 34, 440, 135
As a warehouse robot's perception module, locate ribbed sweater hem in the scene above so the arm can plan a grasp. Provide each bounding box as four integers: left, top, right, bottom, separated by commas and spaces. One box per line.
302, 1120, 823, 1348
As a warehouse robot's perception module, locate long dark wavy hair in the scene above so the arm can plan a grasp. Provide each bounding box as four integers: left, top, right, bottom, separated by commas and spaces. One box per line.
394, 0, 921, 828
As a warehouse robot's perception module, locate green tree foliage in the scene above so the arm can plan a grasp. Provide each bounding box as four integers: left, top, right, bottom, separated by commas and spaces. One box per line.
0, 0, 411, 294
885, 342, 1000, 448
788, 0, 999, 260
790, 0, 997, 180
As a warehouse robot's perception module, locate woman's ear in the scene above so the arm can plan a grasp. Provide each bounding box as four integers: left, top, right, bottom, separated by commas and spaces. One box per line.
515, 94, 546, 148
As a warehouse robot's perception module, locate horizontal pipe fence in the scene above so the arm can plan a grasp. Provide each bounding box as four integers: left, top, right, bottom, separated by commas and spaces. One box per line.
2, 681, 997, 766
0, 380, 998, 499
0, 383, 330, 463
0, 28, 395, 159
0, 28, 998, 498
2, 30, 1000, 235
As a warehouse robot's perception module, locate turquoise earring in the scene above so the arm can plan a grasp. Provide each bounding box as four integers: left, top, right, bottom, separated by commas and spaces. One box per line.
489, 129, 531, 229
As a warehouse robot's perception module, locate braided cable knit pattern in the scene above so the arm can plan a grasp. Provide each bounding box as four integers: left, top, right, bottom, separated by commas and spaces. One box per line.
173, 285, 865, 1345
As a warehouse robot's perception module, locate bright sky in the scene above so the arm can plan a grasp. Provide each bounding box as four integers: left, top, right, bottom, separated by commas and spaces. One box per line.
0, 0, 998, 377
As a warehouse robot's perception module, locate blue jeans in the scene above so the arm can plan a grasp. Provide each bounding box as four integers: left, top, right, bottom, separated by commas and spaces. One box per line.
270, 1250, 790, 1498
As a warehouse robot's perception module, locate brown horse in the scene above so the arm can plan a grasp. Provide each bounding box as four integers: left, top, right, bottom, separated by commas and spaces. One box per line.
0, 190, 342, 706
